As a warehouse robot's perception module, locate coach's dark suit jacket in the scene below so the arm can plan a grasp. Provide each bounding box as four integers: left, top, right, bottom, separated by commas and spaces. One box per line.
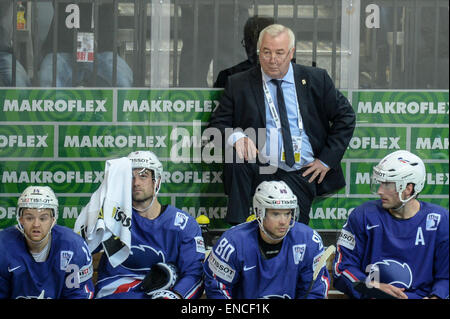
209, 62, 356, 196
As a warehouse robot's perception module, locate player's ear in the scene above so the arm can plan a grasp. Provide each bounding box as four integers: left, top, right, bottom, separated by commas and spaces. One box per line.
404, 183, 415, 197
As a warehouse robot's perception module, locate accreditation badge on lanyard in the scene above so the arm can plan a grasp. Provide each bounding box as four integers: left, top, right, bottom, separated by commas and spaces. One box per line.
282, 136, 302, 163
76, 3, 95, 63
77, 32, 94, 62
262, 77, 303, 164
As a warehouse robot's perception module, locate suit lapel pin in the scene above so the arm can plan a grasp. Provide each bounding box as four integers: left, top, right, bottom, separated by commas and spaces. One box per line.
301, 79, 306, 85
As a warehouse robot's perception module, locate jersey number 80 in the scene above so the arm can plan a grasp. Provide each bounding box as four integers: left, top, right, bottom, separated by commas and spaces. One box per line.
215, 238, 235, 262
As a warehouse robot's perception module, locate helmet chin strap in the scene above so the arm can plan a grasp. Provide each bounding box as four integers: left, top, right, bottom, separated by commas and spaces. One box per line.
392, 192, 417, 211
132, 177, 160, 213
133, 195, 156, 213
16, 217, 56, 247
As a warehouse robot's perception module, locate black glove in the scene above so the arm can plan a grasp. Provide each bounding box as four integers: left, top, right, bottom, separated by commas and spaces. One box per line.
140, 262, 178, 294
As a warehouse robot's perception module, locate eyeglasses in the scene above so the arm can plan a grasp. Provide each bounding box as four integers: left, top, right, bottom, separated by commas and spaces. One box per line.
259, 49, 292, 63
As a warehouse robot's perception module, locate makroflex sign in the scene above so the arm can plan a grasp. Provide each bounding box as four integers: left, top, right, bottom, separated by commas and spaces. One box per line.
0, 88, 448, 230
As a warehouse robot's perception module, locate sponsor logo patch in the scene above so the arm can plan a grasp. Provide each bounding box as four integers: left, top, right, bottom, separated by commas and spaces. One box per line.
337, 229, 356, 250
313, 251, 324, 271
208, 251, 236, 283
194, 236, 206, 254
79, 264, 94, 282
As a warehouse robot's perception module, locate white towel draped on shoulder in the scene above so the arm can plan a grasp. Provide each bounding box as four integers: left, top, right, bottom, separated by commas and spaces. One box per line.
74, 157, 132, 268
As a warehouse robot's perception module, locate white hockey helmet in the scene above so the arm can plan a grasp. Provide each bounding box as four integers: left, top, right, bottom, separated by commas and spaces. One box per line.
253, 181, 298, 239
371, 150, 426, 205
128, 151, 163, 181
128, 151, 163, 212
17, 186, 59, 219
16, 186, 59, 237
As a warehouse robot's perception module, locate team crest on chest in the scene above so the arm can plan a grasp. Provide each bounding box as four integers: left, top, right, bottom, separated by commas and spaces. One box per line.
426, 213, 440, 231
60, 250, 74, 270
122, 245, 165, 271
292, 244, 306, 264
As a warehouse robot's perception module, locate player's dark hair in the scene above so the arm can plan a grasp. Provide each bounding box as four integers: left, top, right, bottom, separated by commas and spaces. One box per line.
243, 16, 275, 62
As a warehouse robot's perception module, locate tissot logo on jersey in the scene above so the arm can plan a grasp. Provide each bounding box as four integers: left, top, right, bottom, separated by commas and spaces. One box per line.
337, 229, 355, 250
208, 251, 236, 283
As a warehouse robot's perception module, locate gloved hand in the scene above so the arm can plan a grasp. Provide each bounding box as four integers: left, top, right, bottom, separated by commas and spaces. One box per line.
149, 289, 181, 299
140, 262, 178, 295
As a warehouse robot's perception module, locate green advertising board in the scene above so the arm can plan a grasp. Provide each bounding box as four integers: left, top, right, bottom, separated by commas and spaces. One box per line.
0, 89, 113, 122
117, 89, 222, 122
0, 88, 448, 231
0, 125, 54, 158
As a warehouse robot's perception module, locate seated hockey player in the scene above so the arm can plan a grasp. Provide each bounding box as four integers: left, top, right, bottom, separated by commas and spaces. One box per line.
0, 186, 94, 299
333, 150, 449, 299
203, 180, 330, 299
94, 151, 205, 299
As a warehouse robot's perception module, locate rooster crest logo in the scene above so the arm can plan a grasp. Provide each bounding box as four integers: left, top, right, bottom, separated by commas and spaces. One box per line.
368, 259, 413, 288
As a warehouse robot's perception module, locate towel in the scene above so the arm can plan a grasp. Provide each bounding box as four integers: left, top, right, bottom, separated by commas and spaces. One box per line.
74, 157, 132, 268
